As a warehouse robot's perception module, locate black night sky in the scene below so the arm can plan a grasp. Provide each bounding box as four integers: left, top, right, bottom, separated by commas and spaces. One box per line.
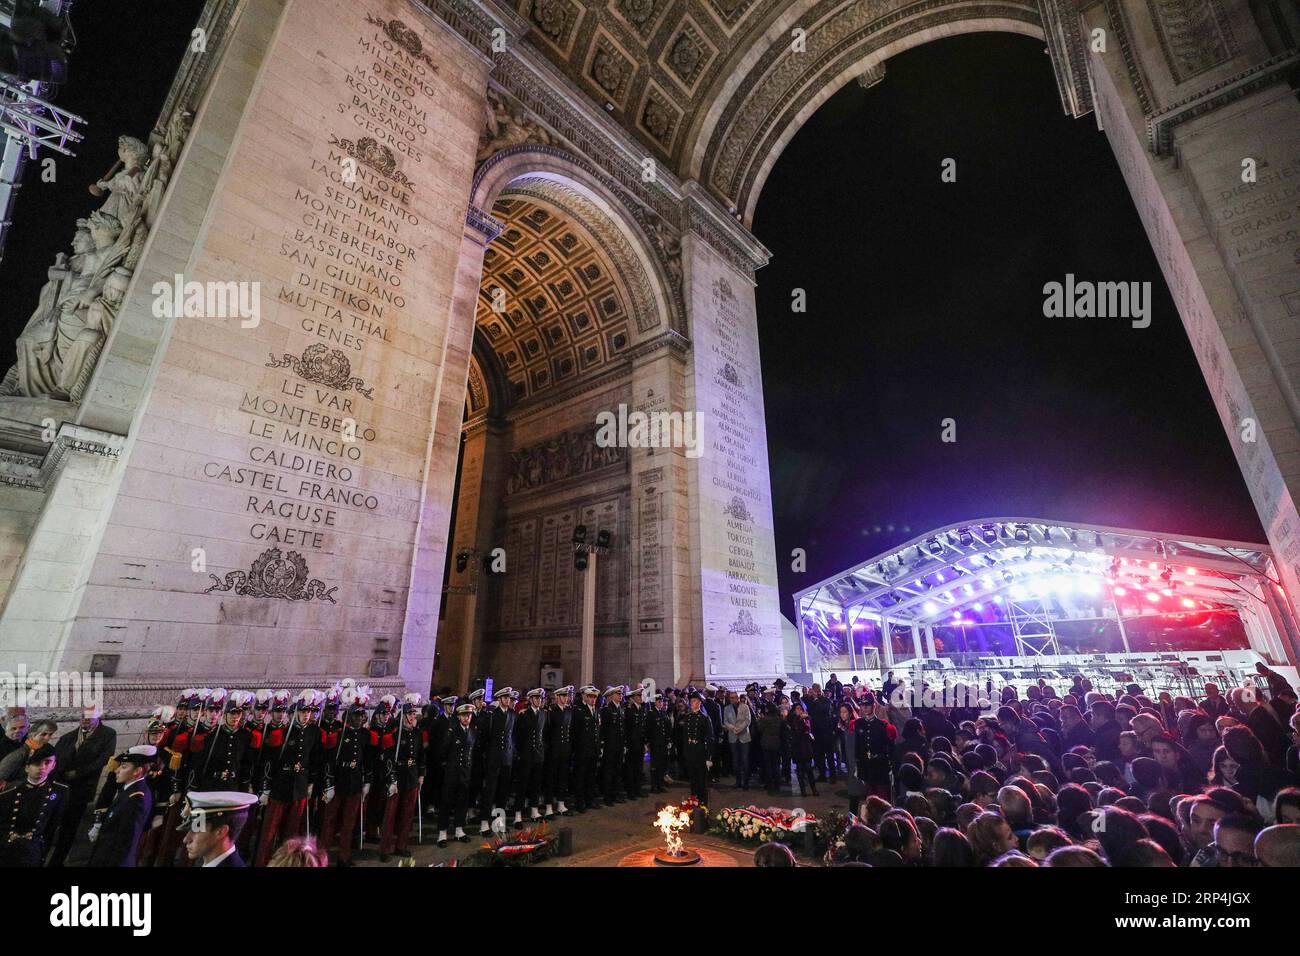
753, 32, 1263, 621
1, 21, 1264, 626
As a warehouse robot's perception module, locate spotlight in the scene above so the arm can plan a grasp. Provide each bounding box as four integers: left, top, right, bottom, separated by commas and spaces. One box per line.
574, 552, 588, 572
1145, 591, 1159, 602
958, 528, 974, 547
573, 524, 588, 546
981, 525, 998, 544
1113, 586, 1127, 596
923, 601, 938, 615
596, 529, 612, 549
1014, 525, 1030, 543
927, 537, 943, 556
1181, 598, 1195, 608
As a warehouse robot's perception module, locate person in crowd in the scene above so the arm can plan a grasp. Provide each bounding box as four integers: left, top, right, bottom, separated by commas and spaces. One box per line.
47, 704, 117, 866
0, 717, 57, 786
756, 703, 783, 795
268, 835, 328, 867
723, 690, 751, 790
0, 710, 28, 767
754, 841, 796, 867
0, 744, 65, 866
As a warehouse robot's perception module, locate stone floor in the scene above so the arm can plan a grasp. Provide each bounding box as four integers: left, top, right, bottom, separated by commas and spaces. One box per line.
351, 771, 855, 868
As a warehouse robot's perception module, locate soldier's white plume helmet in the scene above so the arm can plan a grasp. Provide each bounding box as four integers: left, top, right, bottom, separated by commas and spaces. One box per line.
207, 688, 228, 711
377, 693, 398, 712
270, 689, 292, 712
291, 688, 317, 713
196, 688, 214, 708
223, 690, 253, 714
323, 683, 343, 711
401, 692, 422, 714
254, 689, 274, 710
344, 684, 372, 715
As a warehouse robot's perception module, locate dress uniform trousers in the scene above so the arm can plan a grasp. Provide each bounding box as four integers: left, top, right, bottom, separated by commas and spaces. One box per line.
514, 759, 543, 812
254, 797, 306, 867
379, 785, 420, 855
543, 751, 570, 805
438, 772, 470, 832
319, 791, 364, 862
479, 762, 512, 819
154, 802, 185, 866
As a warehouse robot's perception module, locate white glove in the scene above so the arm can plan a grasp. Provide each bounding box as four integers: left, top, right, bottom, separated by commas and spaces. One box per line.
363, 783, 371, 796
151, 815, 164, 830
706, 760, 713, 770
322, 786, 335, 804
168, 793, 179, 806
307, 783, 314, 798
387, 782, 398, 797
87, 823, 100, 843
259, 791, 269, 806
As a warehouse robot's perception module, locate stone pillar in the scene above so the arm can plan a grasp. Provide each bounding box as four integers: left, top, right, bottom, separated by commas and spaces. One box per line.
627, 333, 694, 687
0, 0, 505, 696
439, 415, 510, 692
1080, 2, 1300, 666
680, 185, 785, 685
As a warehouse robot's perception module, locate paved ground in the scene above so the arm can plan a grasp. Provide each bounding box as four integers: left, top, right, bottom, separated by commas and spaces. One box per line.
353, 772, 855, 868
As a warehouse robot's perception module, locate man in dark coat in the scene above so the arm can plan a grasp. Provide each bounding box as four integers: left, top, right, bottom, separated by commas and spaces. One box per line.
805, 686, 836, 781
624, 686, 648, 799
478, 687, 517, 833
88, 746, 154, 867
48, 705, 117, 866
180, 791, 258, 867
600, 686, 626, 804
646, 693, 672, 793
681, 692, 715, 806
513, 688, 547, 825
437, 704, 477, 846
570, 685, 602, 812
542, 686, 574, 816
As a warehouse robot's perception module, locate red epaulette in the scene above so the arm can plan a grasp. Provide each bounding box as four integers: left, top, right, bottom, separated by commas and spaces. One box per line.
321, 729, 340, 749
264, 727, 285, 748
189, 730, 208, 753
368, 730, 380, 746
248, 729, 263, 749
420, 730, 429, 745
381, 732, 396, 749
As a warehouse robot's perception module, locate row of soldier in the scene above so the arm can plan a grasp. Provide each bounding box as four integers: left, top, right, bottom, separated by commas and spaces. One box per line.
3, 678, 725, 866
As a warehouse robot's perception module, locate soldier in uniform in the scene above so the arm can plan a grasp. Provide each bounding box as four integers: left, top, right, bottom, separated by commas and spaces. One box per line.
571, 685, 602, 812
624, 683, 648, 800
133, 710, 178, 866
647, 692, 673, 793
363, 693, 398, 841
378, 693, 426, 861
154, 690, 199, 866
542, 685, 573, 817
318, 685, 372, 866
186, 690, 260, 793
512, 688, 547, 826
478, 687, 517, 834
0, 744, 65, 866
254, 689, 322, 866
682, 691, 715, 807
179, 791, 259, 867
599, 685, 626, 805
87, 745, 155, 867
436, 703, 476, 846
465, 688, 488, 826
420, 696, 451, 823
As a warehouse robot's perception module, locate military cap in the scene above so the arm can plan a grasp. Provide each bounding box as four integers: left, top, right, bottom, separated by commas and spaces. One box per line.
468, 688, 486, 702
177, 791, 259, 832
115, 744, 158, 767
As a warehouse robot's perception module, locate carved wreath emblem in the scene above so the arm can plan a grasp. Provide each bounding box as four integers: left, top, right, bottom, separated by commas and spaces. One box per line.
365, 14, 437, 69
723, 495, 752, 522
268, 344, 374, 399
729, 610, 763, 636
204, 548, 338, 604
722, 362, 741, 387
328, 133, 414, 190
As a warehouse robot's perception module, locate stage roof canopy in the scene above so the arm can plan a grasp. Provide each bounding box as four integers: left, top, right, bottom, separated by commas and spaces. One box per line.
793, 517, 1281, 627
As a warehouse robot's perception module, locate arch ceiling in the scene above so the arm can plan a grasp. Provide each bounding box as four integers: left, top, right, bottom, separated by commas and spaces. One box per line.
476, 194, 634, 404
503, 0, 1049, 216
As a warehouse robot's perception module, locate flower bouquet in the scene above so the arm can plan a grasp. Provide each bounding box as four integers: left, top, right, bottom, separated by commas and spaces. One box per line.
713, 805, 817, 844
461, 821, 554, 867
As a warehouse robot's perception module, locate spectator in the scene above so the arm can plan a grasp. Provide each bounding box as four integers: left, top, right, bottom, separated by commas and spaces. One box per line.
268, 836, 328, 867
1212, 814, 1264, 868
723, 691, 752, 790
47, 704, 117, 866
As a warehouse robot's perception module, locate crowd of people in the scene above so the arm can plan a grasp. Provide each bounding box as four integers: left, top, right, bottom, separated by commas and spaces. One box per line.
1, 661, 1298, 868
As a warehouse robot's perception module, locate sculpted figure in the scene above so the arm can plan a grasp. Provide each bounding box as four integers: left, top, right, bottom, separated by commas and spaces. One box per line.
93, 135, 149, 221
477, 90, 552, 164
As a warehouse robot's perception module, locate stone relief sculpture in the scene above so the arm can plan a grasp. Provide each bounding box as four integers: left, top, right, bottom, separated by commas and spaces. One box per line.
0, 110, 192, 403
477, 88, 553, 164
506, 424, 625, 494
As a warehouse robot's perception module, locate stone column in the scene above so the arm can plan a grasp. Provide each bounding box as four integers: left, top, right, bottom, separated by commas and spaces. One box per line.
439, 415, 510, 692
679, 185, 785, 685
1080, 1, 1300, 666
627, 332, 693, 687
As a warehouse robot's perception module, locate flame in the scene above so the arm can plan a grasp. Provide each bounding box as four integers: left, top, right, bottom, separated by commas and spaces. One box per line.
655, 804, 692, 858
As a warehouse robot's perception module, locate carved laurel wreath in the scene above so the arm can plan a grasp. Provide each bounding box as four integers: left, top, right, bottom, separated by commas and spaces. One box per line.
364, 14, 437, 70
267, 344, 374, 399
203, 548, 338, 604
723, 495, 752, 522
729, 610, 763, 636
328, 133, 414, 190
